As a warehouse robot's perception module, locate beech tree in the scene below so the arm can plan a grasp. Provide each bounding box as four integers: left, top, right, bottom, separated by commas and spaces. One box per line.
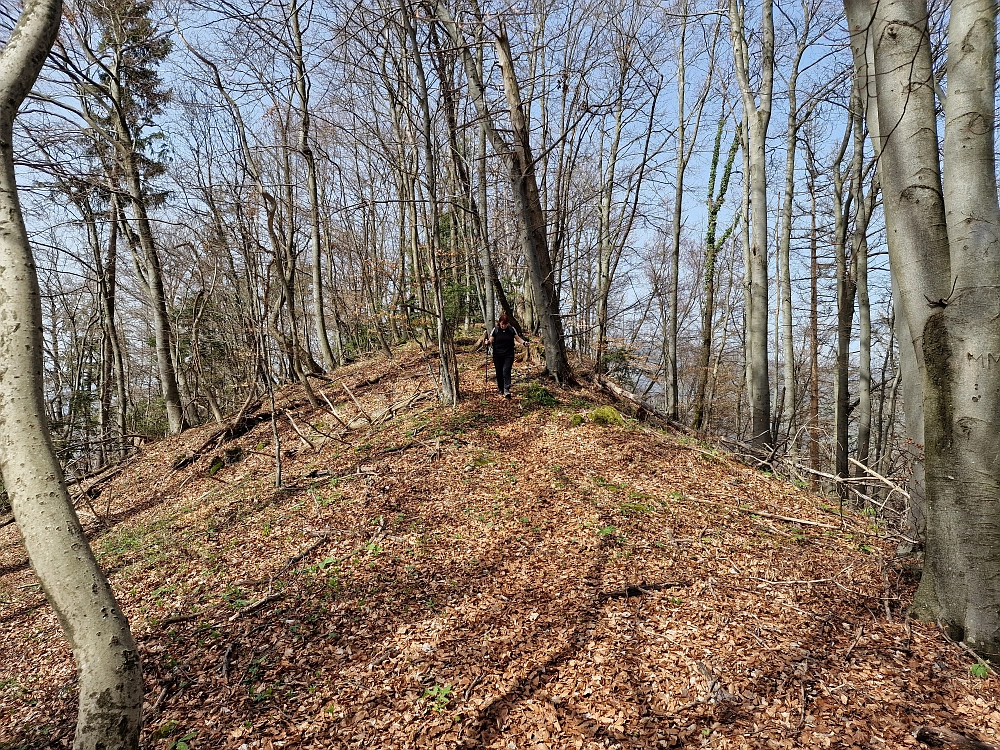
848, 0, 1000, 658
730, 0, 774, 448
0, 0, 144, 747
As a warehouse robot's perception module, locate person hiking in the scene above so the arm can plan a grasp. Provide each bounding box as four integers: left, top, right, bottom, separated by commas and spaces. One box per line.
486, 313, 527, 398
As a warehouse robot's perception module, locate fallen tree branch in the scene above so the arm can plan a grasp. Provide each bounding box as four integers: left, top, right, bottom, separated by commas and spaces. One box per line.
149, 681, 173, 714
172, 392, 282, 470
160, 604, 223, 627
318, 390, 350, 429
271, 533, 331, 582
689, 497, 841, 530
71, 466, 125, 501
915, 726, 999, 750
733, 506, 839, 529
220, 641, 238, 679
228, 593, 285, 622
286, 412, 316, 450
342, 382, 372, 425
594, 374, 688, 430
847, 456, 909, 499
598, 581, 686, 601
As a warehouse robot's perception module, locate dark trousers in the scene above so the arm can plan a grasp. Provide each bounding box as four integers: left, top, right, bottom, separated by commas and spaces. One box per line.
493, 352, 514, 393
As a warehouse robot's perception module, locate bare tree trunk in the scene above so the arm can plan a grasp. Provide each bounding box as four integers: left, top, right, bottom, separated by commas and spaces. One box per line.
665, 2, 687, 414
730, 0, 774, 448
119, 145, 186, 434
106, 196, 128, 447
739, 110, 752, 440
0, 3, 143, 746
475, 21, 494, 329
436, 4, 570, 380
846, 0, 927, 537
494, 27, 571, 381
831, 113, 855, 491
807, 164, 821, 483
101, 50, 186, 435
693, 117, 739, 430
851, 105, 874, 474
853, 0, 1000, 656
776, 8, 813, 445
401, 0, 459, 403
289, 0, 337, 372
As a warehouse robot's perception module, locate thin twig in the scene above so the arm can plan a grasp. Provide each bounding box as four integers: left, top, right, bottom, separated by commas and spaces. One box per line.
847, 456, 910, 500
286, 412, 316, 450
221, 641, 237, 679
318, 390, 349, 428
227, 593, 285, 623
341, 382, 372, 424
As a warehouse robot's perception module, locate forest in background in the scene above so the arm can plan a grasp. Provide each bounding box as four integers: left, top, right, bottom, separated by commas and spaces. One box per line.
2, 0, 898, 499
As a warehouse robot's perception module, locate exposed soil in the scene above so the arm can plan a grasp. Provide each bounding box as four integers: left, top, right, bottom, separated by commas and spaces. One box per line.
1, 346, 997, 749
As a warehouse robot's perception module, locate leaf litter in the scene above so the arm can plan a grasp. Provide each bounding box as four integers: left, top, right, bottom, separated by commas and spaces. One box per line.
0, 345, 997, 749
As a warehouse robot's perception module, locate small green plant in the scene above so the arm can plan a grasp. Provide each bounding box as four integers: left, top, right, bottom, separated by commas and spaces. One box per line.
466, 451, 493, 469
590, 406, 625, 427
598, 525, 618, 537
152, 583, 178, 604
970, 663, 990, 679
365, 541, 383, 556
101, 527, 144, 557
168, 731, 197, 750
207, 456, 225, 476
224, 587, 250, 609
570, 413, 586, 427
524, 382, 559, 407
592, 476, 626, 492
151, 720, 179, 740
422, 683, 454, 713
619, 501, 653, 516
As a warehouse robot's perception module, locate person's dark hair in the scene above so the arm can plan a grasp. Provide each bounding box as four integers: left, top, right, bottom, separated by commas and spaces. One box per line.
498, 312, 509, 326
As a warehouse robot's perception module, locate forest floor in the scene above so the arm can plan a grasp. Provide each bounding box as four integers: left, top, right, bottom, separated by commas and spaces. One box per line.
1, 344, 998, 750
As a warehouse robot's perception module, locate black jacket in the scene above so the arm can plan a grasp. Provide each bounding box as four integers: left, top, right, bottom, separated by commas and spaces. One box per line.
491, 325, 521, 357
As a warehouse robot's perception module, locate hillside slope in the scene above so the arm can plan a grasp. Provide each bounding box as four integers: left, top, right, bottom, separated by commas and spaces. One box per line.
1, 346, 997, 749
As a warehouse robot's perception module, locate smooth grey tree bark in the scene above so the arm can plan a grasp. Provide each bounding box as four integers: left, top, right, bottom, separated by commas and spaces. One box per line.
730, 0, 774, 448
664, 4, 713, 416
0, 1, 143, 746
851, 0, 1000, 658
400, 0, 459, 404
57, 3, 188, 435
845, 0, 927, 542
775, 1, 817, 446
831, 109, 856, 492
289, 0, 337, 373
493, 26, 572, 382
